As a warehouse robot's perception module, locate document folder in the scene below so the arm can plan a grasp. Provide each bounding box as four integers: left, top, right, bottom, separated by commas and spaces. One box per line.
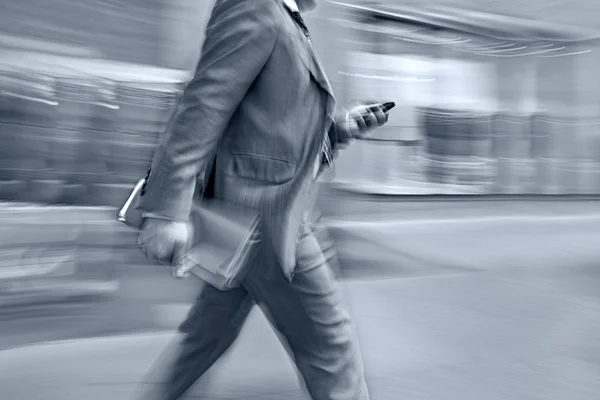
118, 179, 260, 291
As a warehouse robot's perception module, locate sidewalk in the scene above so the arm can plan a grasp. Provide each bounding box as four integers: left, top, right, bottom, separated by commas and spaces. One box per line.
2, 199, 600, 299
327, 211, 600, 274
1, 199, 599, 399
1, 271, 600, 400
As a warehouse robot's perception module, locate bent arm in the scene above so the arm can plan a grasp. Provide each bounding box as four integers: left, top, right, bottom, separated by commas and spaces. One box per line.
138, 0, 279, 221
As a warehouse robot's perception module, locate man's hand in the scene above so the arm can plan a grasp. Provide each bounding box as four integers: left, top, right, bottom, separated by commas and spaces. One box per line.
138, 218, 191, 267
345, 103, 390, 139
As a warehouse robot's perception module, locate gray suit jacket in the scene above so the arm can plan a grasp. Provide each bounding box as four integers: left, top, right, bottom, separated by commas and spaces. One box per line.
137, 0, 348, 280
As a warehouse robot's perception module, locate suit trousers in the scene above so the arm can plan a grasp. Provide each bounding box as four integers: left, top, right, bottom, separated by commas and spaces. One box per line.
134, 225, 369, 400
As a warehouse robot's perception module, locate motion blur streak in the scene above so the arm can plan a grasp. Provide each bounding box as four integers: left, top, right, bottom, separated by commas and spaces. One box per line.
1, 1, 600, 399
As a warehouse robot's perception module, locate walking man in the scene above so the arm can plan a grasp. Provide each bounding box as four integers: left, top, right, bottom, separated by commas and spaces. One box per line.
135, 0, 391, 398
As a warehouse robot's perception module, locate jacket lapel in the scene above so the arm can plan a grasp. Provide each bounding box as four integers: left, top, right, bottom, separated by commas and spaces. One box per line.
305, 45, 333, 97
307, 46, 337, 123
278, 2, 336, 115
294, 24, 337, 127
281, 1, 335, 98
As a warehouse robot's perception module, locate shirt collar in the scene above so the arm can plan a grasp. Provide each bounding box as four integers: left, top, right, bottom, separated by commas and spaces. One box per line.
283, 0, 299, 12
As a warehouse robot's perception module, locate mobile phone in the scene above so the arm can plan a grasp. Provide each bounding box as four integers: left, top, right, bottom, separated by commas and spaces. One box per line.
366, 102, 395, 113
381, 102, 396, 112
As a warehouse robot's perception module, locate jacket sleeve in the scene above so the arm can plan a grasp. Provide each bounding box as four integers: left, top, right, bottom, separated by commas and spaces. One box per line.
137, 0, 279, 221
327, 109, 353, 155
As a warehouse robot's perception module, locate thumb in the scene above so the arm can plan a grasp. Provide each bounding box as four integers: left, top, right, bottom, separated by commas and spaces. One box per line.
170, 222, 194, 280
171, 237, 191, 279
171, 238, 187, 265
171, 222, 193, 265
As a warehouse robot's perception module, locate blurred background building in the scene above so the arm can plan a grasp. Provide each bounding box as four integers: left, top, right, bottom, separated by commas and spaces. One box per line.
2, 0, 600, 202
324, 1, 600, 195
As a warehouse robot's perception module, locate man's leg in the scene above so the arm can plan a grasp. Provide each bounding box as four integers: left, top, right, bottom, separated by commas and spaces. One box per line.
246, 230, 369, 400
134, 282, 254, 400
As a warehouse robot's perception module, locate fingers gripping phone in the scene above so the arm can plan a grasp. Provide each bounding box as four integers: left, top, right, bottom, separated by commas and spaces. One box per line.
349, 102, 396, 137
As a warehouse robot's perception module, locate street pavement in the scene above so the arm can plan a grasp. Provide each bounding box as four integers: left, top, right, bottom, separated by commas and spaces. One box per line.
1, 198, 600, 344
1, 264, 600, 400
1, 198, 600, 399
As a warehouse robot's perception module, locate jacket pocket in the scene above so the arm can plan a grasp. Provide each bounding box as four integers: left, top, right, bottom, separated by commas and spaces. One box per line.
226, 152, 297, 184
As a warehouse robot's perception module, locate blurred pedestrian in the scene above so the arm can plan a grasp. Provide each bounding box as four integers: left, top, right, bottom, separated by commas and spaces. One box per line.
134, 1, 390, 399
